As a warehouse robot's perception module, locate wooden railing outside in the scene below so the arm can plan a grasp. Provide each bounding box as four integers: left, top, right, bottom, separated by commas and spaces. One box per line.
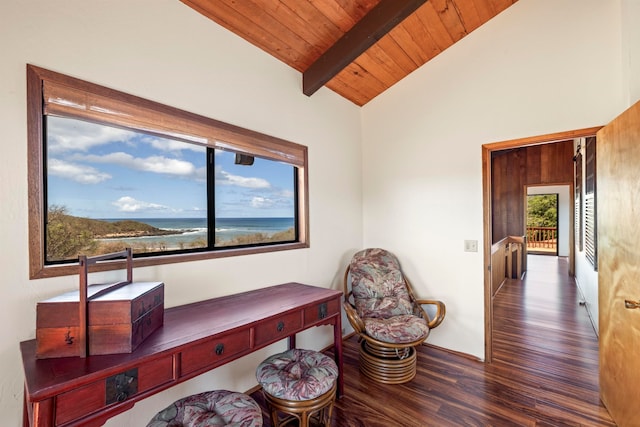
526, 226, 557, 252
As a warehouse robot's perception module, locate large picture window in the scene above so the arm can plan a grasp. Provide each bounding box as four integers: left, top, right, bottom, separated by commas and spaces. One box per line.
28, 65, 309, 278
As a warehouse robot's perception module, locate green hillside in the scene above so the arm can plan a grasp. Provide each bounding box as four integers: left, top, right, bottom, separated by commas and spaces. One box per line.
46, 205, 177, 261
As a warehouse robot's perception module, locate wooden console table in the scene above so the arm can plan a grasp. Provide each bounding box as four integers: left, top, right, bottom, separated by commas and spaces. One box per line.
20, 283, 343, 426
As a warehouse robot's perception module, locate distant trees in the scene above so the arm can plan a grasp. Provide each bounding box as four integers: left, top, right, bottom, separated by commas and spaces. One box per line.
527, 195, 558, 228
46, 205, 98, 261
46, 205, 173, 261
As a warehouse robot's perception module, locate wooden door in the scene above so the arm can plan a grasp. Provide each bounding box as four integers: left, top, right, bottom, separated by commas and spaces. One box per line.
597, 99, 640, 426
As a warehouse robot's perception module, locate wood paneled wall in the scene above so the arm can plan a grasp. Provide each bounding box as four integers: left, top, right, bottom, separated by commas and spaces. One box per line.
491, 140, 574, 243
491, 238, 507, 296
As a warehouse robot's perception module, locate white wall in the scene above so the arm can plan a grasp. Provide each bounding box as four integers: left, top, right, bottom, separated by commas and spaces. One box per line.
573, 0, 640, 337
575, 239, 599, 334
621, 0, 640, 105
0, 1, 362, 425
527, 186, 570, 257
361, 0, 625, 358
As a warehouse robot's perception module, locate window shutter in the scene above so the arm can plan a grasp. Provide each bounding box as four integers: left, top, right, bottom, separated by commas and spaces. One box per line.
40, 67, 305, 167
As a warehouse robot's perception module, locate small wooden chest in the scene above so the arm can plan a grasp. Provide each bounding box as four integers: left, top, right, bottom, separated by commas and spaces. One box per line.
36, 281, 164, 358
35, 248, 164, 358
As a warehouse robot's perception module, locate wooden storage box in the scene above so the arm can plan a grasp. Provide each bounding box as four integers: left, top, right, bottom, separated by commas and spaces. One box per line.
36, 281, 164, 358
35, 249, 164, 358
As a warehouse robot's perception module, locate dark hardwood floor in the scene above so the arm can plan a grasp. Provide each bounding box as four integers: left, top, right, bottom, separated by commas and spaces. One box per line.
251, 255, 615, 426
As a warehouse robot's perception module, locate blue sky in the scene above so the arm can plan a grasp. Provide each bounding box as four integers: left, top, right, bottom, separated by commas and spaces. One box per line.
46, 116, 295, 219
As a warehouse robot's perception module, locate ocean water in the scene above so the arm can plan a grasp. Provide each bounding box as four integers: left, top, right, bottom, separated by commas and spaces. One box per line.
100, 217, 294, 248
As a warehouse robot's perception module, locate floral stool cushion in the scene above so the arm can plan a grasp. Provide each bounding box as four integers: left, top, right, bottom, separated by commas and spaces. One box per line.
146, 390, 263, 427
255, 349, 338, 401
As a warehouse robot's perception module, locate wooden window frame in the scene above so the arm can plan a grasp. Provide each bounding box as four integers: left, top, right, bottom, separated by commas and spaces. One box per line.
27, 65, 309, 279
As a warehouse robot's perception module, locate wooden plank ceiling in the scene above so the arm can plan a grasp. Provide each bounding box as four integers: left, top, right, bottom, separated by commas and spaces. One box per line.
180, 0, 518, 106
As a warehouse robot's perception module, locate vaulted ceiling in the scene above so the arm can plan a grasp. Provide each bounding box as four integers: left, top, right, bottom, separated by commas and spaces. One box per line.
180, 0, 518, 106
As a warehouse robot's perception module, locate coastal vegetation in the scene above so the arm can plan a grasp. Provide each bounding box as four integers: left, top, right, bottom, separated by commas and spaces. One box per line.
527, 195, 558, 227
46, 205, 295, 261
46, 205, 182, 261
215, 228, 295, 247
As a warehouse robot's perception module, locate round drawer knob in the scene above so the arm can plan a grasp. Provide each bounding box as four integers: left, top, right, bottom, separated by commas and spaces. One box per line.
215, 343, 225, 355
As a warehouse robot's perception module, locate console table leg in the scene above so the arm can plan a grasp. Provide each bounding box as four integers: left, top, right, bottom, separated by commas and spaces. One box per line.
334, 317, 344, 397
31, 398, 54, 427
22, 386, 29, 427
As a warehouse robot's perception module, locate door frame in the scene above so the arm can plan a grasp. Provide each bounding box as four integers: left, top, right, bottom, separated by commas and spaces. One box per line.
482, 126, 602, 362
526, 188, 568, 257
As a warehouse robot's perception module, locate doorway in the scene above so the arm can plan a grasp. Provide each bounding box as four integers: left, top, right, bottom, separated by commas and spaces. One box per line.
526, 185, 571, 257
482, 127, 601, 362
526, 193, 559, 256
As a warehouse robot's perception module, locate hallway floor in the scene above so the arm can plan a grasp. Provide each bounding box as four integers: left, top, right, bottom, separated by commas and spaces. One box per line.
252, 255, 615, 426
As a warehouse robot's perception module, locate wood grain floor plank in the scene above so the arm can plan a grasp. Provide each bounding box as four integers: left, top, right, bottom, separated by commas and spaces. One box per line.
251, 255, 615, 426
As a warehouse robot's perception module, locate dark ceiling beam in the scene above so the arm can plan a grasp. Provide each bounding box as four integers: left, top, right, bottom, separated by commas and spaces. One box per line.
303, 0, 428, 97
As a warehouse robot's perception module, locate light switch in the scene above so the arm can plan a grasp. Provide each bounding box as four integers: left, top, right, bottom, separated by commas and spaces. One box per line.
464, 240, 478, 252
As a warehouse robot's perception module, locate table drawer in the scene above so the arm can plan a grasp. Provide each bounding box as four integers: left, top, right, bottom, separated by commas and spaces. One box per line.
181, 329, 251, 376
254, 311, 302, 347
55, 355, 174, 425
304, 298, 340, 326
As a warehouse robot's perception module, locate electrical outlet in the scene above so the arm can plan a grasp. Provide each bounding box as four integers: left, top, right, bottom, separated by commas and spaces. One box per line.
464, 240, 478, 252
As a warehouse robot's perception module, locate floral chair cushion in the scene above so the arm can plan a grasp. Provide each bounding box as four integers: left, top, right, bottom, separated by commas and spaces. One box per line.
350, 248, 429, 344
256, 349, 338, 401
364, 314, 429, 343
146, 390, 263, 427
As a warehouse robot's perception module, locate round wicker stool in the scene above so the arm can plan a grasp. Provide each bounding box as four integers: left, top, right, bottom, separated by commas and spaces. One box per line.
146, 389, 263, 427
256, 349, 338, 427
359, 340, 417, 384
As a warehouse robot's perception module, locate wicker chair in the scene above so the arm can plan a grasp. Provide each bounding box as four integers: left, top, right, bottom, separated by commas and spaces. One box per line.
343, 248, 446, 384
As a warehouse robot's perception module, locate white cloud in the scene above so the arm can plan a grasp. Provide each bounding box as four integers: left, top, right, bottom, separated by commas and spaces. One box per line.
112, 196, 170, 213
74, 152, 198, 177
215, 166, 270, 189
194, 166, 207, 182
48, 158, 111, 184
278, 189, 294, 198
47, 116, 137, 153
251, 197, 273, 208
142, 136, 206, 153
